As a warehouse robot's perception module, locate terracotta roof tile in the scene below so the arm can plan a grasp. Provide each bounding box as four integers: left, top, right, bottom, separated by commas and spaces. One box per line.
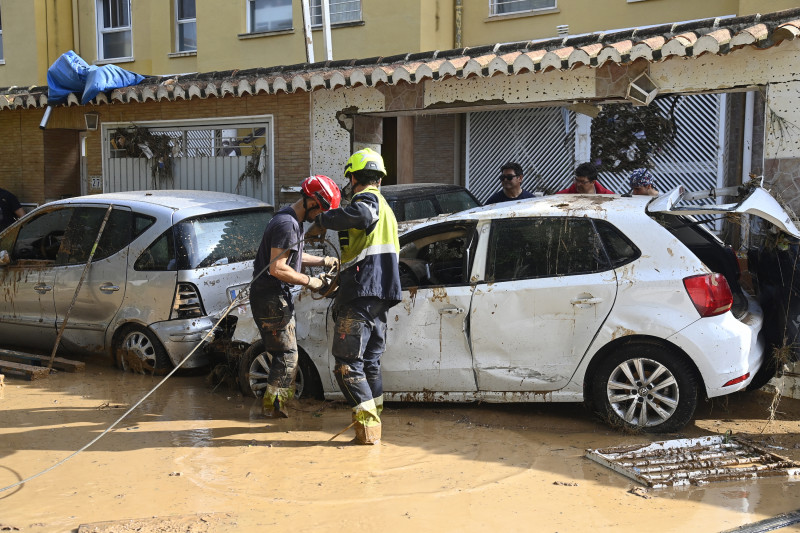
5, 8, 800, 110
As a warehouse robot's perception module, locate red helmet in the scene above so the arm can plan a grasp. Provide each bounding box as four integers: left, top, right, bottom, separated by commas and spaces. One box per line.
301, 175, 341, 211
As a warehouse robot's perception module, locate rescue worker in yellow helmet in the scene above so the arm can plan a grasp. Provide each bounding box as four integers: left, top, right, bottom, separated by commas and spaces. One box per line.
308, 148, 401, 444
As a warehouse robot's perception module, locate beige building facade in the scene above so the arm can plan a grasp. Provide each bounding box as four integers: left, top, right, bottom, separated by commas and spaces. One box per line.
1, 1, 798, 88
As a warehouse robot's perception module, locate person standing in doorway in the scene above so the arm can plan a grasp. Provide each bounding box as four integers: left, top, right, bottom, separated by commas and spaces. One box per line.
557, 162, 615, 194
250, 175, 341, 419
0, 188, 25, 231
484, 162, 535, 204
308, 148, 402, 445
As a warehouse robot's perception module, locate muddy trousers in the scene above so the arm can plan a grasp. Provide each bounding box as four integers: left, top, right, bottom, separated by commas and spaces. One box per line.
332, 297, 390, 443
251, 286, 298, 417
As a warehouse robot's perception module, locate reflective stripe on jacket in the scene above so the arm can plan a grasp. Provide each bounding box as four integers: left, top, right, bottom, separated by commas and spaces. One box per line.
318, 185, 402, 306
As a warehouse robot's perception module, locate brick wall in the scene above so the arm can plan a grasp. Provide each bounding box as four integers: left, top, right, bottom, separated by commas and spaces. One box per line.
7, 91, 312, 207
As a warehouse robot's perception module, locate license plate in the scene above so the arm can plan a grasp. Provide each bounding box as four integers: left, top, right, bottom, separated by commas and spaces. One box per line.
228, 284, 248, 303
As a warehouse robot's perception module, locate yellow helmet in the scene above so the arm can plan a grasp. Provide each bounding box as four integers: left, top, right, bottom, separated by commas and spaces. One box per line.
344, 148, 386, 179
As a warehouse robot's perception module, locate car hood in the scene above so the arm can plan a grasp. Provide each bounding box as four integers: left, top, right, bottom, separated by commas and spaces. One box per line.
648, 183, 800, 238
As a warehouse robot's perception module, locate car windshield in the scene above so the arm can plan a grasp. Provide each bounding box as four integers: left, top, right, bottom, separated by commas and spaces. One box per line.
392, 189, 480, 221
174, 208, 272, 269
437, 190, 479, 213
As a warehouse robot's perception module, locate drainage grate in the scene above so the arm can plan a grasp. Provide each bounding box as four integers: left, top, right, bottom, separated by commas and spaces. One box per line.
586, 435, 800, 488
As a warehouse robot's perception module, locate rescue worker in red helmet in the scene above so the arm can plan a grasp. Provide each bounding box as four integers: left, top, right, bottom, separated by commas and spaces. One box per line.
250, 175, 341, 418
308, 148, 402, 444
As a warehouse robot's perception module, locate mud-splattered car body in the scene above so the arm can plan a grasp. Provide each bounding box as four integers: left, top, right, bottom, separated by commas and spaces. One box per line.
0, 190, 272, 372
236, 184, 800, 432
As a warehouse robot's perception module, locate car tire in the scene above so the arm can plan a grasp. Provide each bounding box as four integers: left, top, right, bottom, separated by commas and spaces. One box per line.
591, 343, 698, 433
114, 325, 172, 375
237, 341, 323, 400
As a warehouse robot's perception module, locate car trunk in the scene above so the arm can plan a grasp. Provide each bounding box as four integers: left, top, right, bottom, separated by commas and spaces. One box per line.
649, 183, 800, 363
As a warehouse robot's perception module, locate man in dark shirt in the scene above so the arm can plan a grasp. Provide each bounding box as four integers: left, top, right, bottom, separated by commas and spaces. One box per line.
250, 175, 341, 419
484, 162, 535, 205
0, 188, 25, 231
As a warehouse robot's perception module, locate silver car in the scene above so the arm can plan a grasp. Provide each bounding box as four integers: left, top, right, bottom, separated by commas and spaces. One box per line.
0, 190, 272, 373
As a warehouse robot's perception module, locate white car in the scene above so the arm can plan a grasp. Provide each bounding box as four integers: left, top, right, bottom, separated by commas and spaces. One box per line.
233, 183, 800, 432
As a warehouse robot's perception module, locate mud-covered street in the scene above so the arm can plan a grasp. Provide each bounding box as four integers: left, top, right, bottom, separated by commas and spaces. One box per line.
1, 358, 800, 533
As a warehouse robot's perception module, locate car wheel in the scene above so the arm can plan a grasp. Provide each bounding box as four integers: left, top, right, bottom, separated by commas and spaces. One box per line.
591, 343, 698, 433
237, 340, 323, 400
115, 325, 172, 375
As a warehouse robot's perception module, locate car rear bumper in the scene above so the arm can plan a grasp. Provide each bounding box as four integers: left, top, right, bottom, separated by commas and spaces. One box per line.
667, 296, 765, 398
149, 317, 215, 368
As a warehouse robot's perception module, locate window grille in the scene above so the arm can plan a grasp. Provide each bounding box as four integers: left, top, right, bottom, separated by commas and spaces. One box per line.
310, 0, 361, 26
490, 0, 556, 16
176, 0, 196, 52
248, 0, 292, 33
97, 0, 132, 59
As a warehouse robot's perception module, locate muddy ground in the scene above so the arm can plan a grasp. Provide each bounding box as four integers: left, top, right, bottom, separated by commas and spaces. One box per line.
1, 359, 800, 533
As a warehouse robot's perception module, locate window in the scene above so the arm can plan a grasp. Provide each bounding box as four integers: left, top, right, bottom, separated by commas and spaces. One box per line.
248, 0, 292, 33
398, 224, 477, 288
310, 0, 361, 26
97, 0, 132, 60
176, 0, 196, 52
174, 209, 273, 270
486, 217, 610, 281
12, 209, 74, 262
489, 0, 556, 16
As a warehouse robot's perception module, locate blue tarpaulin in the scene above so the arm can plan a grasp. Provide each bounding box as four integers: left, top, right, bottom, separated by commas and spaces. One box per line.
46, 51, 145, 105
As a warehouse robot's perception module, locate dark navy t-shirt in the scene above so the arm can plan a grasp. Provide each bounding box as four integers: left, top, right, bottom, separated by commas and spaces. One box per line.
484, 189, 535, 205
0, 188, 22, 231
252, 205, 303, 290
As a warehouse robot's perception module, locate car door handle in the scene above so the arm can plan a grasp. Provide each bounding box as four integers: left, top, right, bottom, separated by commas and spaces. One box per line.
439, 307, 465, 315
33, 283, 52, 293
571, 296, 603, 306
99, 283, 120, 292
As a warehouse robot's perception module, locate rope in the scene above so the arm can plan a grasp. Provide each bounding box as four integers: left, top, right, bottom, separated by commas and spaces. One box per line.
0, 233, 330, 494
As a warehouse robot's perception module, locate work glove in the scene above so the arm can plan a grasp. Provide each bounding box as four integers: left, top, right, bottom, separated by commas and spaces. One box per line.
305, 275, 326, 292
323, 256, 339, 270
306, 222, 326, 239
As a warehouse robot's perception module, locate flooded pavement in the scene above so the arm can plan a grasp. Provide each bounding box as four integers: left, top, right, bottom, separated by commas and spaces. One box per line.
1, 360, 800, 532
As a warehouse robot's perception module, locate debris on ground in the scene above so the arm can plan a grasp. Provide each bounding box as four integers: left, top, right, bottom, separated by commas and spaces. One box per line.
553, 481, 578, 486
586, 435, 800, 488
627, 487, 652, 499
77, 512, 236, 532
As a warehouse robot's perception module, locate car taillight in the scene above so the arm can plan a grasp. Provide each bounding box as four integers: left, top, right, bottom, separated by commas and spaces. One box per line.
683, 273, 733, 318
171, 282, 204, 319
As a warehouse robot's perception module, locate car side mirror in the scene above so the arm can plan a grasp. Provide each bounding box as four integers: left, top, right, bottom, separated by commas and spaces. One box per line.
0, 249, 9, 266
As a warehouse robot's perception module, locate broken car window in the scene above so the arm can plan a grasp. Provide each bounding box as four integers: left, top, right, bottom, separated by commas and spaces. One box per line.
486, 217, 611, 281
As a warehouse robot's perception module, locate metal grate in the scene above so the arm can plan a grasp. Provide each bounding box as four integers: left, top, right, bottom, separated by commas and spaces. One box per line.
466, 106, 576, 202
597, 93, 725, 196
466, 93, 725, 208
586, 435, 800, 488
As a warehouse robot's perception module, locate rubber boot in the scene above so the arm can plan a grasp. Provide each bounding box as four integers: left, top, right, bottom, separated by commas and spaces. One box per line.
354, 420, 381, 445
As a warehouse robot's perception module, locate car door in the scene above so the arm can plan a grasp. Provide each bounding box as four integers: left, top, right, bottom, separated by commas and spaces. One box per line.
0, 207, 74, 350
469, 217, 617, 391
53, 205, 136, 353
363, 222, 479, 392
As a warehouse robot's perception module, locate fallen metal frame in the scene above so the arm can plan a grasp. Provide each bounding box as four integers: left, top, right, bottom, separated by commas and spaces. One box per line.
586, 435, 800, 488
